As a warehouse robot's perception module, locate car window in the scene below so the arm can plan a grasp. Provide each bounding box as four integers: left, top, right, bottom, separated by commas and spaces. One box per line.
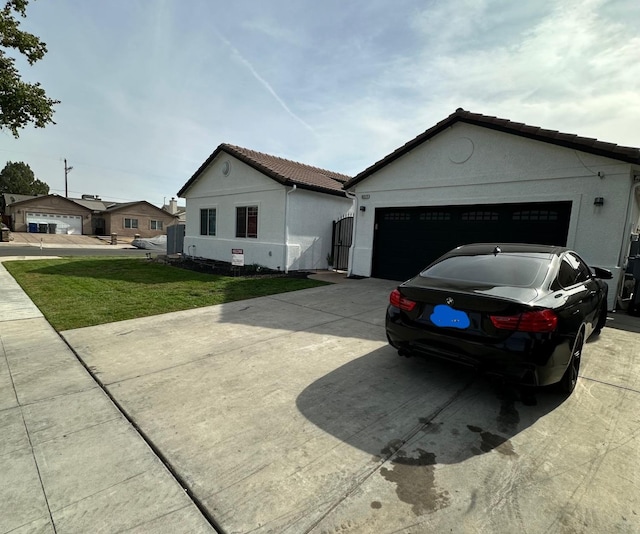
420, 253, 551, 287
569, 253, 592, 283
556, 259, 577, 288
555, 253, 591, 288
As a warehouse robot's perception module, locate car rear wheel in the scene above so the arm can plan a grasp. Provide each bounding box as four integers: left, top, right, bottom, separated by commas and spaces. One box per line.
558, 331, 584, 394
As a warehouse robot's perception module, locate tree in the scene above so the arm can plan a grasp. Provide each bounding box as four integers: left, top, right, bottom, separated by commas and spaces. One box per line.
0, 0, 59, 138
0, 161, 49, 194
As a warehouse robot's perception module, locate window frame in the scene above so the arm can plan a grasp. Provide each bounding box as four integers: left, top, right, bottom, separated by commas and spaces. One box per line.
124, 218, 138, 229
199, 208, 217, 236
150, 220, 163, 231
236, 205, 258, 239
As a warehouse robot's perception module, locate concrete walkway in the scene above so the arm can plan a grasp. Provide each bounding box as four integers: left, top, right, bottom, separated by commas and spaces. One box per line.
5, 232, 135, 249
0, 261, 215, 534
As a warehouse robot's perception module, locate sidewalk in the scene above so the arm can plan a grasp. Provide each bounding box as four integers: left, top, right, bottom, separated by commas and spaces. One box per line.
0, 261, 215, 534
5, 232, 135, 249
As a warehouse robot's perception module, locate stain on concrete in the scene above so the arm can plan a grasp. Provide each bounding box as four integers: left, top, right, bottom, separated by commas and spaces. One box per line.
467, 425, 517, 457
466, 489, 478, 513
370, 501, 382, 509
380, 448, 450, 515
419, 420, 443, 434
381, 439, 404, 457
497, 398, 520, 433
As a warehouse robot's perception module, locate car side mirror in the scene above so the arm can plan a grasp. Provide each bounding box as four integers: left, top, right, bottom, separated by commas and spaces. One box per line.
591, 266, 613, 280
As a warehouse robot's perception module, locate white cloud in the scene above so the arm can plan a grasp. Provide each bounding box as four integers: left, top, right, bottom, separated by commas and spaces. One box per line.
214, 31, 317, 136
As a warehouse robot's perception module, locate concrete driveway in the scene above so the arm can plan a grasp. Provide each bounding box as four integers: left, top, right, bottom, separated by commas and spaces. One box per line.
61, 278, 640, 534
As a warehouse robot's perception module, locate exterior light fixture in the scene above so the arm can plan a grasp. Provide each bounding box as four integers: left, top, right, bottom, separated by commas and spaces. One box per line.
594, 197, 604, 206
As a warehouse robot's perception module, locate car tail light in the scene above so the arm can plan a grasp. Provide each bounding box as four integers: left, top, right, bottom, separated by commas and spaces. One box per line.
490, 309, 558, 333
390, 289, 417, 312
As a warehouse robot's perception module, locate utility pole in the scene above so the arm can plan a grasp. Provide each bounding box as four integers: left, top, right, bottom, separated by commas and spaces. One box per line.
64, 159, 73, 198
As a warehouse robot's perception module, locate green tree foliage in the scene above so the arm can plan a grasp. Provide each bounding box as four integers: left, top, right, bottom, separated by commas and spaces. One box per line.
0, 160, 49, 194
0, 0, 59, 137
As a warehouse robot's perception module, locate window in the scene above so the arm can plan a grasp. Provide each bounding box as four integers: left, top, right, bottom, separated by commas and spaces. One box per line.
419, 211, 451, 221
421, 253, 550, 288
124, 218, 138, 229
236, 206, 258, 238
512, 210, 559, 221
200, 208, 217, 236
555, 253, 591, 289
150, 220, 163, 230
461, 211, 499, 221
384, 212, 410, 221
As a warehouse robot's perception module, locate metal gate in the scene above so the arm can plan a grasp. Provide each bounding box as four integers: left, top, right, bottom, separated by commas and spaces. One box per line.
167, 223, 185, 255
331, 215, 353, 271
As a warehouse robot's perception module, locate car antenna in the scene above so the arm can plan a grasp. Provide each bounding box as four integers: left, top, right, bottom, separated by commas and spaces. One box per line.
493, 246, 501, 256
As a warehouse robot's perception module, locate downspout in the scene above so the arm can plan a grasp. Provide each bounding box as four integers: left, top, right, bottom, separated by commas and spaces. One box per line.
284, 184, 297, 273
345, 190, 358, 277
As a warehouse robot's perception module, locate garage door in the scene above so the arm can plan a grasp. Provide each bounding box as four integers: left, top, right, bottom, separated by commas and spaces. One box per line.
372, 201, 572, 281
26, 212, 83, 235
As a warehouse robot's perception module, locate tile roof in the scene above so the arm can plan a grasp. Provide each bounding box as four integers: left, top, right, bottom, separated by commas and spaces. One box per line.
178, 143, 351, 198
344, 108, 640, 188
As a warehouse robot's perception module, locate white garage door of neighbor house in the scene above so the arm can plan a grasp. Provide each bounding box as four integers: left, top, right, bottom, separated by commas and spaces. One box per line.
26, 212, 83, 234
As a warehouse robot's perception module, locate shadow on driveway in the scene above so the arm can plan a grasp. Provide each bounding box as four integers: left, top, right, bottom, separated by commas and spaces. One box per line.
297, 347, 565, 462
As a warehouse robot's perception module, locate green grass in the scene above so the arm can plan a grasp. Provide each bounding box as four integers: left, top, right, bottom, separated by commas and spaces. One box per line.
4, 257, 327, 331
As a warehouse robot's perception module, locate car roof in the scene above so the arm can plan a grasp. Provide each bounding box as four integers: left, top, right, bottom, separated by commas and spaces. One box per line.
448, 243, 569, 257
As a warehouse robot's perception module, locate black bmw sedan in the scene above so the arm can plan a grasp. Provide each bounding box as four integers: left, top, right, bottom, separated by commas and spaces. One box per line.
385, 244, 612, 393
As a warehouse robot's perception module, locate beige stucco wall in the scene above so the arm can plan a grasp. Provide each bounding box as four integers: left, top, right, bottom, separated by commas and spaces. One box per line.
105, 204, 177, 238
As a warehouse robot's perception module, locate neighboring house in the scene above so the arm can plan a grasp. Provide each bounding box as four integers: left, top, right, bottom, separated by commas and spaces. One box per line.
162, 197, 186, 224
344, 108, 640, 309
98, 201, 178, 238
6, 194, 93, 234
5, 194, 177, 237
178, 143, 353, 271
1, 193, 46, 227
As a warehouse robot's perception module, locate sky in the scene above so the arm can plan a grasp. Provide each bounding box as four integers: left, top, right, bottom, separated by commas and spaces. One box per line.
2, 0, 640, 207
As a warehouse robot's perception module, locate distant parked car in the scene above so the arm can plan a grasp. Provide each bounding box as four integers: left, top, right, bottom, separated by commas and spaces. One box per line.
385, 244, 612, 393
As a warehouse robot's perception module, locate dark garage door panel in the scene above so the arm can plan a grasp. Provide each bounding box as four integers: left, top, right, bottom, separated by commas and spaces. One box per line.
372, 201, 572, 281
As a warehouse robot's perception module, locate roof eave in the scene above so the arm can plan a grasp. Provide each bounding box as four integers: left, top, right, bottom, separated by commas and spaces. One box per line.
288, 181, 349, 198
344, 110, 640, 189
177, 145, 227, 198
179, 144, 349, 198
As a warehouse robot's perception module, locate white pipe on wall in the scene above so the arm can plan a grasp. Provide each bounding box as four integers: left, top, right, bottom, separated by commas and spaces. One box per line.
284, 184, 297, 273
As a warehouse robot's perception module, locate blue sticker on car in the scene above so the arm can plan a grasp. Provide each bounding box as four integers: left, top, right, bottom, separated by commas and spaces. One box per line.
430, 304, 470, 329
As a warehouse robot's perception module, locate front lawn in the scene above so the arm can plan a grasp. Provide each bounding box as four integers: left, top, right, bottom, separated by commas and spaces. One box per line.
4, 257, 327, 331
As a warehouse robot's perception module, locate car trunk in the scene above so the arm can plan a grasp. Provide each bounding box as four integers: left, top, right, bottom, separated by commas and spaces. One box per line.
397, 282, 539, 342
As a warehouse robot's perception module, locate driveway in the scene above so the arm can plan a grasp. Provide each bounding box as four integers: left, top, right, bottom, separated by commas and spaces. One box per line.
61, 278, 640, 533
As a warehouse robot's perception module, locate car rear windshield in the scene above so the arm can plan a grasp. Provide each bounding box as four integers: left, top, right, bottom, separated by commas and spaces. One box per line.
420, 253, 551, 287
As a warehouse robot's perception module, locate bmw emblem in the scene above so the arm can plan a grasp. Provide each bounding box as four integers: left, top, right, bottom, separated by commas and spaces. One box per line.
446, 297, 454, 306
